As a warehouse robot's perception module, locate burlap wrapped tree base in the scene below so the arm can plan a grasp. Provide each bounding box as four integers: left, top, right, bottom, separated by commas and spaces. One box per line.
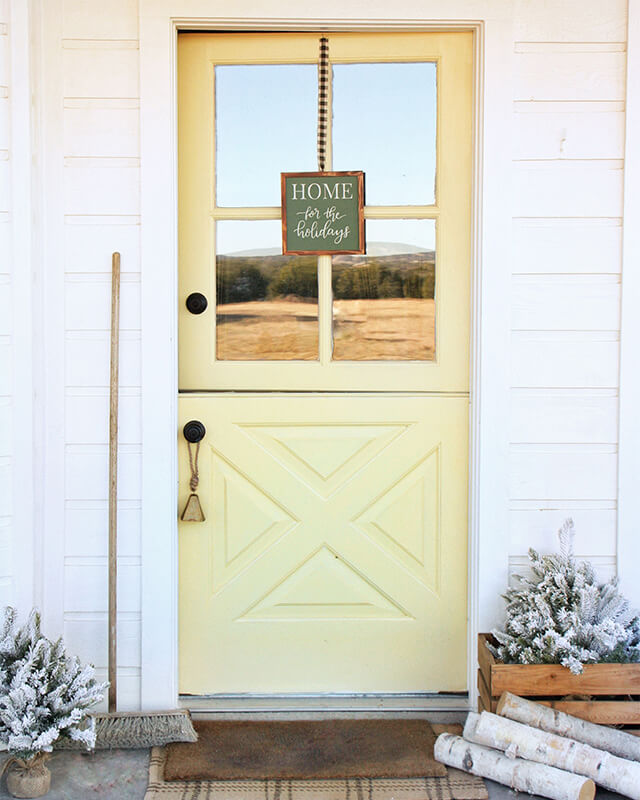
5, 754, 51, 799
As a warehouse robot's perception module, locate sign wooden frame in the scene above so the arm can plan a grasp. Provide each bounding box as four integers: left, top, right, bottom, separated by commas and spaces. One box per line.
281, 171, 365, 255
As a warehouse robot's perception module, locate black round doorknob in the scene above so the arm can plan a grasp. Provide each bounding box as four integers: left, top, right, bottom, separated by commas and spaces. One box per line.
183, 420, 206, 443
186, 292, 208, 314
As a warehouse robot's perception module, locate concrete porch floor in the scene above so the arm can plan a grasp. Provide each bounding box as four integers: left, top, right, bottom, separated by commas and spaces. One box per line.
0, 711, 625, 800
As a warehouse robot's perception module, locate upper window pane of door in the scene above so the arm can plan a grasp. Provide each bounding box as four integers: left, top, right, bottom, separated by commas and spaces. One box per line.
215, 65, 318, 207
332, 62, 437, 206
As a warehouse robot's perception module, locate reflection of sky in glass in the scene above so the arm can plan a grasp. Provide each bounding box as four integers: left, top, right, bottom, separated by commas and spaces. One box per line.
361, 219, 435, 254
215, 64, 317, 207
333, 63, 436, 205
217, 220, 284, 255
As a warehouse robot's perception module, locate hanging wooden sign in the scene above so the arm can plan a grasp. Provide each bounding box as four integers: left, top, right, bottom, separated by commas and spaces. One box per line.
281, 171, 365, 255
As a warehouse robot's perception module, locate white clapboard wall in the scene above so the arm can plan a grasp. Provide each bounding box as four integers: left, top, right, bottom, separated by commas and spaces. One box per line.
509, 0, 625, 585
1, 0, 629, 710
0, 0, 10, 611
59, 1, 142, 711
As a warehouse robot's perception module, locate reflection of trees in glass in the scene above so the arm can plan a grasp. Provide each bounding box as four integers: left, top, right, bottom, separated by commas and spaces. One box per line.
217, 255, 316, 304
269, 260, 318, 299
215, 251, 435, 304
217, 259, 268, 303
400, 268, 435, 299
332, 254, 435, 300
334, 265, 378, 299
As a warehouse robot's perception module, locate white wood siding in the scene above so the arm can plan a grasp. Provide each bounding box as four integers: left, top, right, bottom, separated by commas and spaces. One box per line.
0, 0, 12, 609
509, 0, 624, 587
59, 0, 141, 710
513, 0, 627, 42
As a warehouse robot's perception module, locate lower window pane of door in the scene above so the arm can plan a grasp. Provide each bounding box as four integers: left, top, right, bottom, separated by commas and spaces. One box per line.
332, 219, 436, 361
216, 220, 319, 361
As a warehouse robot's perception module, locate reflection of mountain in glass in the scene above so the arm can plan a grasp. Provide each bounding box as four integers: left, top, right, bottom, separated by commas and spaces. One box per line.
216, 243, 435, 304
226, 241, 428, 257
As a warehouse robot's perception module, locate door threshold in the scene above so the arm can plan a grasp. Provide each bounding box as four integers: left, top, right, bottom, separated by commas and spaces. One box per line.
179, 693, 470, 715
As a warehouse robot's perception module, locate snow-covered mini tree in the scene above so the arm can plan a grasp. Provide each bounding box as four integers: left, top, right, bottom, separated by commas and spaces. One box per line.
0, 606, 106, 759
489, 519, 640, 674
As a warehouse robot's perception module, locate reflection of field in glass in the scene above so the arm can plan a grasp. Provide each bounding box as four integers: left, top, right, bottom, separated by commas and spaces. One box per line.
216, 298, 435, 361
334, 298, 435, 361
217, 299, 319, 360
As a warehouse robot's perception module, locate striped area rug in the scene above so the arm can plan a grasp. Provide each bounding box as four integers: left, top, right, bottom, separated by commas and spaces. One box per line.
144, 725, 488, 800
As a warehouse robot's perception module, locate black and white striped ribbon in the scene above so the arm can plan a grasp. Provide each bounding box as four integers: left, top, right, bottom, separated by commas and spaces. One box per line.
317, 37, 329, 172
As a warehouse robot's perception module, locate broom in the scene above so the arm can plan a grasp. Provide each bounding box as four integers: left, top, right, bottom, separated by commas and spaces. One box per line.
67, 252, 197, 749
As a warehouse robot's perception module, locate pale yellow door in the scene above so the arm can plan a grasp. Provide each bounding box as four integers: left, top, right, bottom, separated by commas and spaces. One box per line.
178, 31, 472, 694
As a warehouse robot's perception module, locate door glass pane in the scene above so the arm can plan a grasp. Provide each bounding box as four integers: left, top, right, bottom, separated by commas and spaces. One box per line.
216, 220, 318, 361
332, 63, 437, 206
215, 65, 317, 207
332, 219, 436, 361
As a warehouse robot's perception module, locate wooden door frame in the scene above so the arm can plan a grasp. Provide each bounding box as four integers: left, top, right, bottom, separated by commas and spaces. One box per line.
139, 1, 514, 711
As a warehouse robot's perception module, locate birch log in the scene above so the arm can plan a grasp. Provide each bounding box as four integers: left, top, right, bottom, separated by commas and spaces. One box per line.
434, 734, 595, 800
465, 711, 640, 799
498, 691, 640, 761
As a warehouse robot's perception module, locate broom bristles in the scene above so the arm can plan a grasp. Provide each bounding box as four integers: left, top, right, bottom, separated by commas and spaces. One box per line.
56, 709, 198, 750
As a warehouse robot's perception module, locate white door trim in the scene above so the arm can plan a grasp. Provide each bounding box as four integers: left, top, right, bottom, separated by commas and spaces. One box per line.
617, 0, 640, 607
139, 0, 513, 711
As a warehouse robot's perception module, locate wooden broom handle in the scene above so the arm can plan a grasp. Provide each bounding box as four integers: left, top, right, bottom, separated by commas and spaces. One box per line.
108, 252, 120, 713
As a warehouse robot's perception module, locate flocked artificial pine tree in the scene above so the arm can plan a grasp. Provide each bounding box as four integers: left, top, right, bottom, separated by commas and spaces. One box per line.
489, 518, 640, 674
0, 607, 106, 759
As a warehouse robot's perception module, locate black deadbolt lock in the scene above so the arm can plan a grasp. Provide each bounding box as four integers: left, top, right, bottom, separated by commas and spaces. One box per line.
186, 292, 208, 314
183, 420, 206, 443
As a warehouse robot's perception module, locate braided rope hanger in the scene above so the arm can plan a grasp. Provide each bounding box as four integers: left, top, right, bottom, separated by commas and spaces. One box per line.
187, 441, 200, 493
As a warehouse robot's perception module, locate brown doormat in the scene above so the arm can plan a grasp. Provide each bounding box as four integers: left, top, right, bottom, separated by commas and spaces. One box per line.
145, 725, 488, 800
164, 719, 446, 781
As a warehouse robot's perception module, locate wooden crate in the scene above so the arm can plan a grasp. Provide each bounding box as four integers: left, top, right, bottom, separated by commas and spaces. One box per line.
478, 633, 640, 726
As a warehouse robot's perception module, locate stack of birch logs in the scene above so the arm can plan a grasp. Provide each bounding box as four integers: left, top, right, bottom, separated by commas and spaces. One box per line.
435, 692, 640, 800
